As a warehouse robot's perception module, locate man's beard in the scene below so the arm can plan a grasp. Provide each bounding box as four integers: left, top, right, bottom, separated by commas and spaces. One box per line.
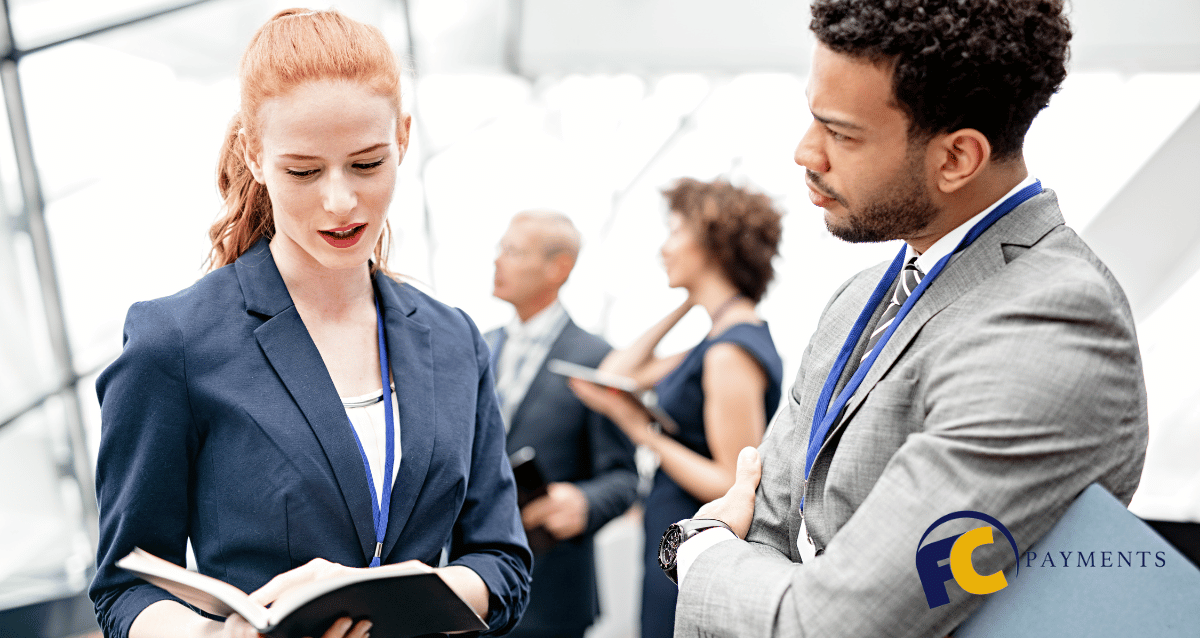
818, 154, 939, 244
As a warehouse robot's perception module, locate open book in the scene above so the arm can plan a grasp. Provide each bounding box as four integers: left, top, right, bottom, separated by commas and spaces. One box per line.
547, 359, 679, 435
117, 548, 488, 638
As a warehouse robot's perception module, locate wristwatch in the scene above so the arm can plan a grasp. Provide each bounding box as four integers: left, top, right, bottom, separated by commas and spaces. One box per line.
658, 518, 734, 585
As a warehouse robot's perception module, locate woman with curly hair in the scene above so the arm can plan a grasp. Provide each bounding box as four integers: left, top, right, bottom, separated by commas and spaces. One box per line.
569, 177, 784, 638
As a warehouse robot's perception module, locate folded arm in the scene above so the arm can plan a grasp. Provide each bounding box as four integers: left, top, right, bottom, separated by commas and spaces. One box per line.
676, 280, 1147, 637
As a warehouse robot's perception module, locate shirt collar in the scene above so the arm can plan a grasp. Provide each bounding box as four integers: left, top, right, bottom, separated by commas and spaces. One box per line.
505, 300, 566, 342
908, 174, 1038, 273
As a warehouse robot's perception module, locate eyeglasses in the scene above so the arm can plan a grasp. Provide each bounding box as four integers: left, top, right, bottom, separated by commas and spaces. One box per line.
495, 243, 536, 259
495, 243, 571, 260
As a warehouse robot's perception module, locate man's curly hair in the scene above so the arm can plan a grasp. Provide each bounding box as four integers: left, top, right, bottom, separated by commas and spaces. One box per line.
662, 178, 783, 303
810, 0, 1071, 159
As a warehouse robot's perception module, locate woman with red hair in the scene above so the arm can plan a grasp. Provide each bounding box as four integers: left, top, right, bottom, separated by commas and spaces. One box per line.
90, 9, 531, 638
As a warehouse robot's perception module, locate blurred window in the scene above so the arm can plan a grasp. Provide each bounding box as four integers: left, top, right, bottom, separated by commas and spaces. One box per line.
0, 0, 412, 619
9, 0, 204, 50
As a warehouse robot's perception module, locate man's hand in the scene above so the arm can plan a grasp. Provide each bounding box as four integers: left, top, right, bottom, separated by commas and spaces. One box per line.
694, 446, 761, 539
521, 482, 590, 540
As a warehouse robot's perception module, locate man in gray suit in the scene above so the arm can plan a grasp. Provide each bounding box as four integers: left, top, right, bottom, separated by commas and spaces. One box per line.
665, 1, 1149, 636
487, 211, 638, 638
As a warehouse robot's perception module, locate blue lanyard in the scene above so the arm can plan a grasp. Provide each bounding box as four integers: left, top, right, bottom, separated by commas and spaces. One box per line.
347, 292, 396, 567
802, 181, 1044, 497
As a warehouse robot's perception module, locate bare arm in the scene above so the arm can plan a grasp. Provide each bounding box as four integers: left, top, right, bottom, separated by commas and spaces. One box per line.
599, 300, 693, 387
652, 344, 768, 502
129, 601, 224, 638
436, 565, 490, 619
572, 343, 769, 504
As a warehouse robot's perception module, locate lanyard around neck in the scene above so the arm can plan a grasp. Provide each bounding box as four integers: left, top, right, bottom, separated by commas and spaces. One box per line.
802, 181, 1044, 498
347, 291, 396, 567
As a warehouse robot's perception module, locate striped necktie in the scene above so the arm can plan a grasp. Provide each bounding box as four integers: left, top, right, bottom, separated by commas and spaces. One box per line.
860, 257, 924, 364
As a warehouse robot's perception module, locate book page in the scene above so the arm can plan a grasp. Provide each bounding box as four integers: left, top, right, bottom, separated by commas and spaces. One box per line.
266, 562, 431, 626
116, 548, 270, 628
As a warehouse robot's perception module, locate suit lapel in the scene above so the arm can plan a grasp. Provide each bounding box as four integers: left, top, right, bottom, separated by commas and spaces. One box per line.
507, 319, 575, 441
376, 275, 436, 559
835, 191, 1064, 428
237, 240, 378, 564
787, 267, 885, 543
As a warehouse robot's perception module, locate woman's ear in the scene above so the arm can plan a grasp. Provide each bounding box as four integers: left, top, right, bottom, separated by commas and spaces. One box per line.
240, 129, 266, 185
397, 112, 413, 164
932, 128, 990, 194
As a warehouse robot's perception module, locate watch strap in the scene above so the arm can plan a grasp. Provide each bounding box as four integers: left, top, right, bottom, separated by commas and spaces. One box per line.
659, 518, 734, 585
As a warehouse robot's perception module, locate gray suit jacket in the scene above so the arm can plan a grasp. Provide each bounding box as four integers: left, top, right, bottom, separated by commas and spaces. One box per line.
675, 191, 1149, 637
486, 318, 638, 633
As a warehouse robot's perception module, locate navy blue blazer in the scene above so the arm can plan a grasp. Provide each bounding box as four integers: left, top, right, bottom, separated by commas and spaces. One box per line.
487, 320, 637, 634
90, 240, 532, 638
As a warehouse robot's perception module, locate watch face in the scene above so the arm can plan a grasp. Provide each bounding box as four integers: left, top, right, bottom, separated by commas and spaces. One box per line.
658, 524, 683, 571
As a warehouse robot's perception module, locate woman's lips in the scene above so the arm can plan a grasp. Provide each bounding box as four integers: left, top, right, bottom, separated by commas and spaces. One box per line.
318, 223, 366, 248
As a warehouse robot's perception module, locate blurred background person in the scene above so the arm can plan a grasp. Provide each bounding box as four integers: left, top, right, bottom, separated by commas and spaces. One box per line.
569, 177, 785, 638
88, 9, 530, 638
487, 210, 638, 638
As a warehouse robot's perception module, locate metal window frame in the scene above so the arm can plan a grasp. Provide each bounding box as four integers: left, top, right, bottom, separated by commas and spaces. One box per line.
0, 0, 223, 600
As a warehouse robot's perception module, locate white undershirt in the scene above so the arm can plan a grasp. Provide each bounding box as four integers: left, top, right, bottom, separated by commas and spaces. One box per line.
675, 175, 1040, 587
342, 387, 402, 506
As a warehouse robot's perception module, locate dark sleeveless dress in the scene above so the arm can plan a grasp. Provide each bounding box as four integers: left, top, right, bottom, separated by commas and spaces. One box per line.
640, 322, 783, 638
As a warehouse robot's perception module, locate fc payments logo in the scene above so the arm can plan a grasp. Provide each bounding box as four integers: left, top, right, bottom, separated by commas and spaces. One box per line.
915, 511, 1020, 609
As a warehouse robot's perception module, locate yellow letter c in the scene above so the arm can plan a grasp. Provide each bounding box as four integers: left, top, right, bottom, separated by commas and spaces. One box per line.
949, 526, 1008, 595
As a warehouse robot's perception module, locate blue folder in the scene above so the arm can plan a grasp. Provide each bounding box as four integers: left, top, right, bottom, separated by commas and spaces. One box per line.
954, 483, 1200, 637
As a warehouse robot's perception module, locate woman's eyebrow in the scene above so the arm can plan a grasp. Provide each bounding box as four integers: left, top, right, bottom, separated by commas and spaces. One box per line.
280, 143, 391, 160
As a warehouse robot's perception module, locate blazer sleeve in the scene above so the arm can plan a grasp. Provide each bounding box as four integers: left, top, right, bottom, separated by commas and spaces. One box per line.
675, 278, 1147, 637
575, 406, 638, 535
90, 300, 199, 638
446, 309, 533, 635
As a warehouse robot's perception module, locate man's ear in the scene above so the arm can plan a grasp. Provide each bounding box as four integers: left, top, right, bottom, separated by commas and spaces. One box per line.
241, 130, 266, 185
547, 251, 575, 287
932, 128, 990, 194
397, 112, 413, 165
